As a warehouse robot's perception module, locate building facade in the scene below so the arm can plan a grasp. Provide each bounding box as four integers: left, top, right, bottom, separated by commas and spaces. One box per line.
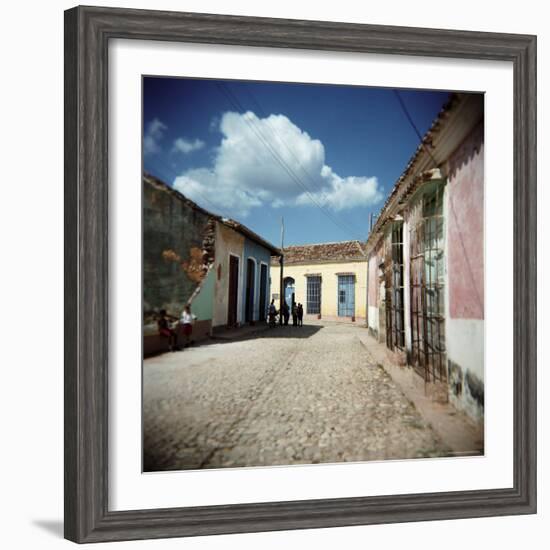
143, 174, 279, 354
212, 219, 278, 328
365, 93, 484, 424
270, 241, 368, 323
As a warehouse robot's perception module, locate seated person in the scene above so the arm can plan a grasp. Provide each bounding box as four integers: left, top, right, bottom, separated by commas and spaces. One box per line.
157, 309, 178, 351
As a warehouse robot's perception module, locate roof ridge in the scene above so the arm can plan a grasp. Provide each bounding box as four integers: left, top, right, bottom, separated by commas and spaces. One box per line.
283, 239, 363, 249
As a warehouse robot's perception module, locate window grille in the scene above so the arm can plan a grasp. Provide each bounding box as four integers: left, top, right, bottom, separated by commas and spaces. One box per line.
306, 276, 321, 314
409, 185, 446, 382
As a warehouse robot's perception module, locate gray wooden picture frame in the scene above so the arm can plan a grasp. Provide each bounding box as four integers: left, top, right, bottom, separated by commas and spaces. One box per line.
64, 5, 537, 543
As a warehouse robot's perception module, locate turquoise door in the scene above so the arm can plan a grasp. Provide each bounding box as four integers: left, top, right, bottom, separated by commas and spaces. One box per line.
337, 275, 355, 317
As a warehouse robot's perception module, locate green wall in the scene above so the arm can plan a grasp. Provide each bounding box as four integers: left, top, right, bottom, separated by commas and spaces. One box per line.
190, 266, 215, 321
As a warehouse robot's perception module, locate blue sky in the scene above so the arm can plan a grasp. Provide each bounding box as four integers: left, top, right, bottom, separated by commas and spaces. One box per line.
143, 77, 450, 247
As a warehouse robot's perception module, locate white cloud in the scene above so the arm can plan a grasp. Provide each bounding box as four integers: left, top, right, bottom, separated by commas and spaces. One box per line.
295, 165, 382, 212
144, 118, 167, 155
173, 111, 383, 217
172, 137, 205, 154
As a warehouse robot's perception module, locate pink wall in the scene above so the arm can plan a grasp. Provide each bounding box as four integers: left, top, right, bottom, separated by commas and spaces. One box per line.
447, 122, 484, 320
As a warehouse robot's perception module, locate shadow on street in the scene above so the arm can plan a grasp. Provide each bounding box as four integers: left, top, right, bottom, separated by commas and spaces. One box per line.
200, 324, 323, 347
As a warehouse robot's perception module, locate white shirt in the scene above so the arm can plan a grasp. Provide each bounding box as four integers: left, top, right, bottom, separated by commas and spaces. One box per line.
181, 311, 194, 325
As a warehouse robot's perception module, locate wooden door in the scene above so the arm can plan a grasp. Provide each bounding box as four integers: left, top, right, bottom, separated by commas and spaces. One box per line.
259, 264, 268, 321
227, 255, 239, 326
245, 258, 255, 323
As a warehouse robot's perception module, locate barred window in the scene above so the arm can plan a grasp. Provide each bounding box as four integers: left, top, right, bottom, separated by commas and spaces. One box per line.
306, 276, 321, 314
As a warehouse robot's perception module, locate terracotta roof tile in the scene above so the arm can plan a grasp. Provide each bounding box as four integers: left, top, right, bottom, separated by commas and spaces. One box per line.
273, 240, 367, 265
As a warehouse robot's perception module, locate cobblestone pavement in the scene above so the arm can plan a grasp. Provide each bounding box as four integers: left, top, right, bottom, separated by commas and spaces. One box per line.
143, 322, 450, 471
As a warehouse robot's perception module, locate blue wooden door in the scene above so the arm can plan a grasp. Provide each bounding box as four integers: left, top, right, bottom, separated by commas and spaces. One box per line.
337, 275, 355, 317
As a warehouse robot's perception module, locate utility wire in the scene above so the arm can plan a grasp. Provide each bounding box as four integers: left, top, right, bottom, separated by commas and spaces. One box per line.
217, 82, 363, 241
239, 85, 368, 239
393, 89, 439, 168
223, 83, 365, 240
367, 91, 444, 238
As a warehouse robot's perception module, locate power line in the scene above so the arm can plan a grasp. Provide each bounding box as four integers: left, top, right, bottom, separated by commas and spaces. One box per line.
239, 85, 369, 238
393, 89, 439, 167
221, 82, 365, 240
217, 82, 364, 241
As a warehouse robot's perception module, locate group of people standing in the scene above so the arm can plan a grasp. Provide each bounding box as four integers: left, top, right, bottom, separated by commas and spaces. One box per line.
268, 300, 304, 327
285, 301, 304, 327
160, 299, 305, 352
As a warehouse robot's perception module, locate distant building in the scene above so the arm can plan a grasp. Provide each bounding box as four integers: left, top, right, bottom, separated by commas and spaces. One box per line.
143, 174, 280, 355
364, 92, 484, 424
270, 241, 368, 323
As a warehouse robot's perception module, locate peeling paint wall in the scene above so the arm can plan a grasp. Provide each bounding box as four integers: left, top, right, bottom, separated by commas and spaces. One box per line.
143, 177, 216, 321
445, 121, 485, 422
447, 121, 485, 321
446, 319, 484, 422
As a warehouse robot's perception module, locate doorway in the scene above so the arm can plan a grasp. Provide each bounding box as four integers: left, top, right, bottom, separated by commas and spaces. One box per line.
409, 186, 446, 382
245, 258, 256, 323
337, 275, 355, 317
227, 255, 239, 326
259, 264, 268, 322
283, 276, 295, 310
385, 222, 405, 350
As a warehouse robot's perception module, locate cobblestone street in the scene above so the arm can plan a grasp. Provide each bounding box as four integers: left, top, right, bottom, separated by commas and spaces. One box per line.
143, 322, 451, 471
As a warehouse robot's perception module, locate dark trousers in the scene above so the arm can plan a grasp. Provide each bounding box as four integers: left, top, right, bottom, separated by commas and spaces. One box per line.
160, 329, 178, 350
292, 314, 297, 326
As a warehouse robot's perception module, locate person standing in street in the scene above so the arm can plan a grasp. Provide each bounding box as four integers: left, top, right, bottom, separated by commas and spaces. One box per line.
180, 304, 196, 348
297, 303, 304, 326
292, 303, 298, 327
282, 301, 290, 326
268, 299, 277, 327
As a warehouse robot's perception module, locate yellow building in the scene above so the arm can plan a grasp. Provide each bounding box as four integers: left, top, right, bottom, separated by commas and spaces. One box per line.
270, 241, 368, 323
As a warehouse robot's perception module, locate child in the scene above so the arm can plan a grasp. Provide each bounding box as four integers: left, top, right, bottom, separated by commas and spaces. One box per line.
180, 304, 196, 347
297, 303, 304, 326
157, 309, 178, 352
268, 299, 277, 327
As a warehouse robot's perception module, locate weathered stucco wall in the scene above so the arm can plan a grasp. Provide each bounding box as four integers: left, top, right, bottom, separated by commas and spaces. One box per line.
445, 121, 485, 422
447, 122, 484, 321
446, 318, 485, 423
212, 222, 244, 327
270, 260, 367, 321
143, 176, 215, 320
367, 254, 379, 308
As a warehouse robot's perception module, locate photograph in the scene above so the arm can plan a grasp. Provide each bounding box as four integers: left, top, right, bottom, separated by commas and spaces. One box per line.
141, 77, 485, 472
